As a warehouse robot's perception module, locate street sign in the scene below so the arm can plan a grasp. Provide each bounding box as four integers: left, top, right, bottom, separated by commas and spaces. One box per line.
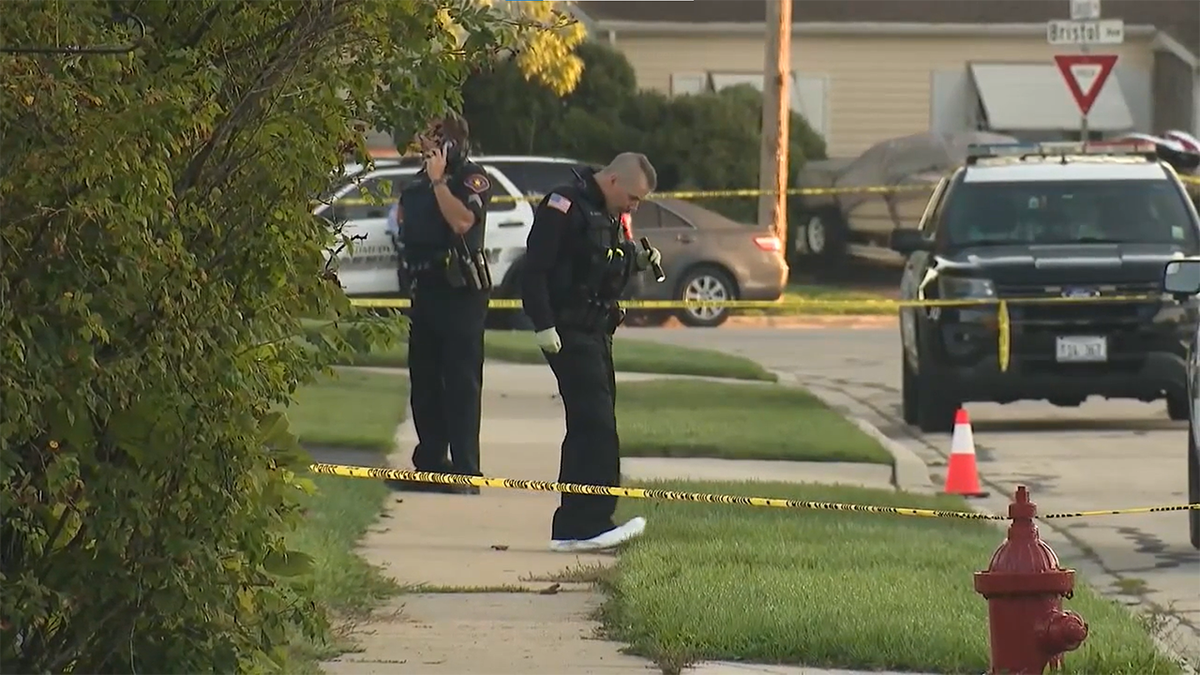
1046, 19, 1125, 45
1054, 54, 1119, 115
1070, 0, 1101, 20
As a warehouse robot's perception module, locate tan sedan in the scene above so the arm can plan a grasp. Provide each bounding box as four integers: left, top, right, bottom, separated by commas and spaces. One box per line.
626, 198, 788, 328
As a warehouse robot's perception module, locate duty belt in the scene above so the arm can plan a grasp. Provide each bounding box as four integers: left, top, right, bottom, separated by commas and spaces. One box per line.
404, 252, 449, 272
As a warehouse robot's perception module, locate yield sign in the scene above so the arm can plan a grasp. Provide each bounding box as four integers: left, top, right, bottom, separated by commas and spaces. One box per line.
1054, 54, 1119, 116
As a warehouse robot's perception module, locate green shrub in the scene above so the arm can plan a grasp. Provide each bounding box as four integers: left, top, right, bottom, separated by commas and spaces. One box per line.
0, 1, 543, 672
462, 41, 827, 225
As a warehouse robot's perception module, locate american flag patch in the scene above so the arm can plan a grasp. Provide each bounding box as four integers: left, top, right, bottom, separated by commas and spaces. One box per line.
546, 193, 572, 214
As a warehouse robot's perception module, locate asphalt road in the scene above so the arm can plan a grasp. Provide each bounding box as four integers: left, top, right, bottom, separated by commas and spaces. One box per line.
624, 324, 1200, 665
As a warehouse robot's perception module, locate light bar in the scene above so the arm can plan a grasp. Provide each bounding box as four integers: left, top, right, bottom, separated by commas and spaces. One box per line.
966, 142, 1044, 159
1076, 140, 1158, 154
966, 140, 1158, 162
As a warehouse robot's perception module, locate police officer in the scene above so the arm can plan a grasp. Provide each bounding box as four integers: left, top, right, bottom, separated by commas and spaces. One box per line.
390, 113, 494, 495
520, 153, 662, 551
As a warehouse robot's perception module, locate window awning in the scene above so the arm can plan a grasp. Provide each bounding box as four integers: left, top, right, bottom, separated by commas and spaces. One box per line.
968, 62, 1134, 132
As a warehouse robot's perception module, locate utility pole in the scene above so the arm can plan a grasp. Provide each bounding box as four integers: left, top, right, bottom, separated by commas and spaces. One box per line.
757, 0, 792, 247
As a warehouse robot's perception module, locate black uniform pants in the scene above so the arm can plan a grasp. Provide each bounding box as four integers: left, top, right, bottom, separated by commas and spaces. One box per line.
544, 328, 621, 541
408, 281, 489, 476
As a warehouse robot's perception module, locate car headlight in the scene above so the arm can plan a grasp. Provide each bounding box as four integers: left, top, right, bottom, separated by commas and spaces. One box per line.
938, 276, 996, 299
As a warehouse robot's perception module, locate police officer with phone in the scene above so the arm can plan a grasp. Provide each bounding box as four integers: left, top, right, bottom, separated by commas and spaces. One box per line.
390, 112, 494, 495
520, 152, 663, 551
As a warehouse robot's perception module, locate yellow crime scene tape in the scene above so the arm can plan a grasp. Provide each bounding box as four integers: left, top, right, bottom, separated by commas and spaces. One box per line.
349, 294, 1177, 374
486, 183, 936, 204
308, 463, 1200, 521
323, 176, 1199, 211
323, 173, 1200, 208
318, 182, 937, 209
349, 294, 1166, 311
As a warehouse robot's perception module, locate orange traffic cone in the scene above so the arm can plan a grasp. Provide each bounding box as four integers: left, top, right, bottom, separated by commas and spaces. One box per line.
944, 408, 989, 498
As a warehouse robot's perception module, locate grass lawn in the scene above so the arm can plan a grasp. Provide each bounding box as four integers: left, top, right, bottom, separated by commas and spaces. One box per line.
739, 283, 897, 317
602, 479, 1181, 675
287, 368, 408, 450
334, 328, 775, 382
617, 380, 892, 464
282, 369, 408, 670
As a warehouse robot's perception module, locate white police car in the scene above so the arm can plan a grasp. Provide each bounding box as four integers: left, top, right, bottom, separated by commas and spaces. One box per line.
315, 155, 588, 328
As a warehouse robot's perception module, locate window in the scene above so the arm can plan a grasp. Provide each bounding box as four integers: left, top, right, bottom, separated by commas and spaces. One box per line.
670, 72, 708, 96
938, 179, 1199, 249
482, 168, 518, 213
327, 175, 406, 222
657, 205, 694, 230
631, 202, 663, 230
709, 71, 829, 139
930, 69, 976, 135
486, 161, 586, 200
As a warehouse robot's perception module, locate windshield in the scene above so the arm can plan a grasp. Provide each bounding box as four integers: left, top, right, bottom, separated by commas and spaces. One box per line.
939, 179, 1198, 248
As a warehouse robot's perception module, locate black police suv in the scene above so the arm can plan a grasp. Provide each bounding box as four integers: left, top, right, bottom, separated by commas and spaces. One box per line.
1160, 257, 1200, 549
890, 141, 1200, 434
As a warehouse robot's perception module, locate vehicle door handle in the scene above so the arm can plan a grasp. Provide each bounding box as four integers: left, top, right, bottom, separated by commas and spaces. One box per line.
677, 234, 694, 243
498, 220, 523, 228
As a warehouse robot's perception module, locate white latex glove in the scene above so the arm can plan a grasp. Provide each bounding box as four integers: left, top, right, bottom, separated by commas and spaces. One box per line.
535, 327, 562, 354
636, 246, 662, 271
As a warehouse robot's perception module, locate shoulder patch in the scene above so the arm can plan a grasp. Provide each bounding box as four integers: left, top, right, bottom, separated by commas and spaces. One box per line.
464, 172, 490, 194
547, 193, 572, 214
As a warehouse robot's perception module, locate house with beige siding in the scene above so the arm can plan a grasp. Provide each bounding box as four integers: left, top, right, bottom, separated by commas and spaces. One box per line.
572, 0, 1200, 159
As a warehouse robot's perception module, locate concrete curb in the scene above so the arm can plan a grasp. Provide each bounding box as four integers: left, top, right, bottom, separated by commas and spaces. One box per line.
771, 369, 935, 494
723, 315, 897, 329
645, 314, 898, 330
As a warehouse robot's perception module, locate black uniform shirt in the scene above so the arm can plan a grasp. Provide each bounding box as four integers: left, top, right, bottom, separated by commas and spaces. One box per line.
399, 159, 492, 264
521, 168, 632, 332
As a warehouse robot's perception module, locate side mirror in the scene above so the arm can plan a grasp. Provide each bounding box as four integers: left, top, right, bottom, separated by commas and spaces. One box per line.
889, 228, 934, 254
1163, 259, 1200, 300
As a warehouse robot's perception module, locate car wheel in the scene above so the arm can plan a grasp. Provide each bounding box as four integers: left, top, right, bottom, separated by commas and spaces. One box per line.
1189, 426, 1199, 550
915, 329, 958, 433
1167, 391, 1190, 421
901, 348, 918, 425
804, 214, 828, 256
676, 265, 736, 328
804, 207, 849, 273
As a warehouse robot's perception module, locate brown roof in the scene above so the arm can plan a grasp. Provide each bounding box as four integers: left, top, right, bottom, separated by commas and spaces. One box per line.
576, 0, 1199, 56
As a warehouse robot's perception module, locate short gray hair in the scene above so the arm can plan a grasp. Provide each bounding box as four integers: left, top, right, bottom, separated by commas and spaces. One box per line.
602, 152, 657, 193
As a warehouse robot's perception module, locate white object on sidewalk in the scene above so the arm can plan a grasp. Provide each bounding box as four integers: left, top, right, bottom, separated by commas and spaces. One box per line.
550, 516, 647, 552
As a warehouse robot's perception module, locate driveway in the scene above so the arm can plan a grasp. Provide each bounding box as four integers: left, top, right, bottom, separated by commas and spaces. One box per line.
623, 324, 1200, 664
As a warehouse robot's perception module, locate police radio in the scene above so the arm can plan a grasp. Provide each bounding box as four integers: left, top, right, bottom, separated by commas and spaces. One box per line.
445, 236, 493, 292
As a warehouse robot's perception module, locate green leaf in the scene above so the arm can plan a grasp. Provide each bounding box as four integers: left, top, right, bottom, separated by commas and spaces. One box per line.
46, 398, 95, 452
105, 396, 162, 465
257, 411, 288, 445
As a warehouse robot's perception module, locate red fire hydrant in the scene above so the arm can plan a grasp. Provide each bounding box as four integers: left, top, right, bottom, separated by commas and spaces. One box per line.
974, 485, 1089, 674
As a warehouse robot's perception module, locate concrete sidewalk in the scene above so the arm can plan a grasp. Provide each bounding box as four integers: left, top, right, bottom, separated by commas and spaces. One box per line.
320, 363, 924, 675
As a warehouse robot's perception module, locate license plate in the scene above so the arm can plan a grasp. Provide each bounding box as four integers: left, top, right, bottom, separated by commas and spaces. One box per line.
1055, 336, 1107, 362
